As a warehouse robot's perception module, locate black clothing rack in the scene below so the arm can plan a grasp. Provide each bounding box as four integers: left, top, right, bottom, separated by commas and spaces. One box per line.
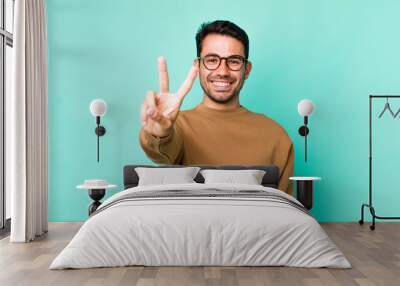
359, 95, 400, 230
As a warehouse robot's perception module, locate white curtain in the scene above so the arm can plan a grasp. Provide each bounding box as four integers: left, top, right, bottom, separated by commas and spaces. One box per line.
8, 0, 48, 242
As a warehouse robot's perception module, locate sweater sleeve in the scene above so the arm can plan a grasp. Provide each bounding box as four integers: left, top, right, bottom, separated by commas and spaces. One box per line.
139, 124, 184, 165
278, 143, 294, 196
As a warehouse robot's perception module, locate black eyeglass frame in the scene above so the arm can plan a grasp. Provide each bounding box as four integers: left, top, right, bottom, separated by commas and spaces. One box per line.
197, 54, 249, 71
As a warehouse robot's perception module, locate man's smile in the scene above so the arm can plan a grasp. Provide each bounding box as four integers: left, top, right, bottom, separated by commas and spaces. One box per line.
210, 79, 234, 92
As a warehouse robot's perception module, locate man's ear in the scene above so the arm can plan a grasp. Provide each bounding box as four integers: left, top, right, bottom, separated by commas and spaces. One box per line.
244, 61, 252, 80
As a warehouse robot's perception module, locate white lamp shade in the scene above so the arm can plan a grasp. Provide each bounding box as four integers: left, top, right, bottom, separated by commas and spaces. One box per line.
297, 99, 314, 116
90, 99, 107, 117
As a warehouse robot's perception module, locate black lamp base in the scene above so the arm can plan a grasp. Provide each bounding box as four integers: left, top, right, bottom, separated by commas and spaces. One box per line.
95, 126, 106, 136
298, 125, 309, 136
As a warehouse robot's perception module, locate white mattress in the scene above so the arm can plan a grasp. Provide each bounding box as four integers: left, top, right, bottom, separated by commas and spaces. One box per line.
50, 183, 351, 269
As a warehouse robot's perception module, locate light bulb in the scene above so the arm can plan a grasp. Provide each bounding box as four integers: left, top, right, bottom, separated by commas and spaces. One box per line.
298, 99, 314, 116
90, 99, 107, 117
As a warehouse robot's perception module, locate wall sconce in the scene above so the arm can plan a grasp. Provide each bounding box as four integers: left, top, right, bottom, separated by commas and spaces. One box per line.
297, 99, 315, 162
89, 99, 107, 162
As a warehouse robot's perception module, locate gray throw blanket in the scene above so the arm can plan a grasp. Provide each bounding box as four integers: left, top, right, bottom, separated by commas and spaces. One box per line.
92, 188, 309, 217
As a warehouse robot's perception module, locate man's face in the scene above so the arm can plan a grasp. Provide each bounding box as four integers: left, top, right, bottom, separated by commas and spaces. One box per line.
197, 34, 252, 104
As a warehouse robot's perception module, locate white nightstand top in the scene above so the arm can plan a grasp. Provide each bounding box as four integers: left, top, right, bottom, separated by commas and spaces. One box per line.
289, 177, 321, 181
76, 185, 118, 190
77, 179, 117, 190
76, 184, 117, 190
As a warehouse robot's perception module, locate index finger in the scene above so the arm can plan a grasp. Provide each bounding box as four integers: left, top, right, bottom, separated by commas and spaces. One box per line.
177, 64, 198, 99
158, 56, 169, 94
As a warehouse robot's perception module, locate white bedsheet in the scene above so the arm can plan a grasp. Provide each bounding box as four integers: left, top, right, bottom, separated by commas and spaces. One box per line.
50, 183, 351, 269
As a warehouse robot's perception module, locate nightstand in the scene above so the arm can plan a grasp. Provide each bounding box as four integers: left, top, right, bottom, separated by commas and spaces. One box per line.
289, 177, 321, 210
77, 180, 117, 216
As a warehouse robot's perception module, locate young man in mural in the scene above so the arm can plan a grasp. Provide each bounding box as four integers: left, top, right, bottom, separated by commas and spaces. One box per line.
139, 20, 294, 195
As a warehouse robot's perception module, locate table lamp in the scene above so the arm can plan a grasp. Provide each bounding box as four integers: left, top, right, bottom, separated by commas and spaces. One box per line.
297, 99, 315, 162
90, 99, 107, 162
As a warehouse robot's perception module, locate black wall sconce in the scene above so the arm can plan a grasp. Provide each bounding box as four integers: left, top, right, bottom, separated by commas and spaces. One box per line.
89, 99, 107, 162
297, 99, 315, 162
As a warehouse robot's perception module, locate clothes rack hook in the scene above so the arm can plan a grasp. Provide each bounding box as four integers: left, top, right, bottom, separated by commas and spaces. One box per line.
378, 97, 395, 118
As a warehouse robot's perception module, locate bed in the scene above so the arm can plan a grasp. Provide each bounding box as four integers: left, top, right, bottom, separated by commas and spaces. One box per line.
50, 165, 351, 269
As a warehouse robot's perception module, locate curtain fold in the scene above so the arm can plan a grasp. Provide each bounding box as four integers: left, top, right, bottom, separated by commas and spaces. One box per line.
9, 0, 48, 242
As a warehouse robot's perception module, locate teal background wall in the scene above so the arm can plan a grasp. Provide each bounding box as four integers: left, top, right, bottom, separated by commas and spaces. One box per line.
46, 0, 400, 222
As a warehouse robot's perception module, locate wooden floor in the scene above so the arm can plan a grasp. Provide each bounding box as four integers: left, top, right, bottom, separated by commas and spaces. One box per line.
0, 222, 399, 286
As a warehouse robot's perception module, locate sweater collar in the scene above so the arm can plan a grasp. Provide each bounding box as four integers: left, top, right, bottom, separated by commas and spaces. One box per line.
195, 102, 249, 115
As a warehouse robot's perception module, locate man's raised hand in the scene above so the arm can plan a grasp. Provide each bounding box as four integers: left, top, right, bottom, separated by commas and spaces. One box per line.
141, 57, 198, 138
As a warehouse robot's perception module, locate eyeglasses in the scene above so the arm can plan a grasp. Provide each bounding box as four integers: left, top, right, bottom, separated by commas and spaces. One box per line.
197, 54, 248, 71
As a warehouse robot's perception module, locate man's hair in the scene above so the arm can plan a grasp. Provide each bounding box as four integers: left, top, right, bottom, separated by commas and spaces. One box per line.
195, 20, 249, 59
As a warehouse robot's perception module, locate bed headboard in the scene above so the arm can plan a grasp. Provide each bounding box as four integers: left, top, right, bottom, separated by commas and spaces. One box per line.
123, 165, 280, 189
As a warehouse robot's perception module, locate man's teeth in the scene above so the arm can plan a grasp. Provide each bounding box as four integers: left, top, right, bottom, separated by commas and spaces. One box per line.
213, 81, 231, 86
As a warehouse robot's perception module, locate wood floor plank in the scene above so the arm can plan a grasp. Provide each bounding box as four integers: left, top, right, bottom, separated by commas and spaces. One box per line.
1, 222, 400, 286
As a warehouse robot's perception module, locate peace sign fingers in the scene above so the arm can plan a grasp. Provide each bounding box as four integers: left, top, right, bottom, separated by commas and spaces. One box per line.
158, 56, 169, 94
176, 64, 199, 100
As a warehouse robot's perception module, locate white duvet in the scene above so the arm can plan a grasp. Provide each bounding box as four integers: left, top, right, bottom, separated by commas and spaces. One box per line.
50, 183, 351, 269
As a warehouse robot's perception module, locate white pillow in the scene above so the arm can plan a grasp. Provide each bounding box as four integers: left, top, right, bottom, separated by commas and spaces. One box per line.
135, 167, 201, 186
200, 169, 266, 185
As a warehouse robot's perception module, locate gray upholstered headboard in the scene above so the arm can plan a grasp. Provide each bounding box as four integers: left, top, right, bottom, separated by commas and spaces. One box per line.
123, 165, 280, 189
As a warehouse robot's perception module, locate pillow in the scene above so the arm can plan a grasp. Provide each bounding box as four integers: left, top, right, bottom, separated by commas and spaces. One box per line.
135, 167, 201, 186
200, 169, 266, 185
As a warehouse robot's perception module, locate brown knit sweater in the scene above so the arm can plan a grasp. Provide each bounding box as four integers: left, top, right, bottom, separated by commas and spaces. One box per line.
139, 103, 294, 195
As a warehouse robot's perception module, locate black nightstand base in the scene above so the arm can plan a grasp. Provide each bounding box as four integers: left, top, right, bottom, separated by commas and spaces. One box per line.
296, 181, 314, 210
88, 189, 105, 216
